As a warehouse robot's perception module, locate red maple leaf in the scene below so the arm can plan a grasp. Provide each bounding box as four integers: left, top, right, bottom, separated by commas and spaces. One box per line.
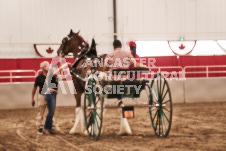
46, 47, 53, 54
179, 44, 185, 50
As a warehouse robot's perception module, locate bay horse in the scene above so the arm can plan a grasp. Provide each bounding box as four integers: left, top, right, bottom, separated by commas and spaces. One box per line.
57, 29, 107, 134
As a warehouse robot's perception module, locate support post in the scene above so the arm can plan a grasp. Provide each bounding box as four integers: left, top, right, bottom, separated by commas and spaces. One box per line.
113, 0, 117, 40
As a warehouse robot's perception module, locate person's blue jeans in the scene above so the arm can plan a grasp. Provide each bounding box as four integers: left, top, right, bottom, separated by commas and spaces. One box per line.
44, 92, 57, 130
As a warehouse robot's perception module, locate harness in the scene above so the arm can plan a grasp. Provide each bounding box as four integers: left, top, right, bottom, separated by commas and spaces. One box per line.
71, 39, 98, 76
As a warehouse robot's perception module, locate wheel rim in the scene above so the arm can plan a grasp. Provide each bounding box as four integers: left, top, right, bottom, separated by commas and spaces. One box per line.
149, 73, 172, 137
84, 78, 103, 140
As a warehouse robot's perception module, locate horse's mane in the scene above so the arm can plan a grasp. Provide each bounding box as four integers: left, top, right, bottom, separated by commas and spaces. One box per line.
75, 33, 88, 46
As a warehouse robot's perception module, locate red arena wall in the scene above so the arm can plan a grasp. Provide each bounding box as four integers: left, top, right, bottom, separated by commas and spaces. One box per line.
1, 55, 226, 82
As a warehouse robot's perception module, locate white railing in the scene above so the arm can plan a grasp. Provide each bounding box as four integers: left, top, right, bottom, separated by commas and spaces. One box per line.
150, 66, 183, 73
0, 70, 36, 83
1, 65, 226, 83
184, 65, 226, 78
147, 66, 184, 79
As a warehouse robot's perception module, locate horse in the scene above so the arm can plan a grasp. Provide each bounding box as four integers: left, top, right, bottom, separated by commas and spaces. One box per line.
57, 29, 107, 134
58, 30, 134, 136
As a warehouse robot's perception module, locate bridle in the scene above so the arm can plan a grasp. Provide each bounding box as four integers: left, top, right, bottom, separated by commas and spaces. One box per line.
57, 32, 89, 57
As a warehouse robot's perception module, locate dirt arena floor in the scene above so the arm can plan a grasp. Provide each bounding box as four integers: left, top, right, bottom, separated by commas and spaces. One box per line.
0, 102, 225, 151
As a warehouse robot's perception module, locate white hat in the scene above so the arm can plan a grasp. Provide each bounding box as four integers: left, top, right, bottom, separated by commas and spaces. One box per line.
40, 61, 49, 68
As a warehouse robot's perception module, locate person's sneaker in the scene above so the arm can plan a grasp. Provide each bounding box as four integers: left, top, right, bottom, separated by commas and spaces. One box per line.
37, 128, 43, 135
48, 129, 57, 135
43, 129, 56, 135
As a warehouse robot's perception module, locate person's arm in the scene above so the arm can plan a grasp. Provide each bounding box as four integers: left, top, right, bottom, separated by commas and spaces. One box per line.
128, 51, 147, 68
53, 64, 64, 75
31, 86, 37, 107
130, 58, 147, 68
32, 76, 39, 107
53, 62, 72, 80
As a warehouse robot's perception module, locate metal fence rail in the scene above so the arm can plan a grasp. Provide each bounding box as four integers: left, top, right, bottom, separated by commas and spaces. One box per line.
0, 70, 36, 83
184, 65, 226, 78
1, 65, 226, 83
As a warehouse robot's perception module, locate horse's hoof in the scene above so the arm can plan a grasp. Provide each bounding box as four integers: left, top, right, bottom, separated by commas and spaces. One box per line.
83, 130, 88, 136
118, 131, 132, 136
69, 129, 77, 134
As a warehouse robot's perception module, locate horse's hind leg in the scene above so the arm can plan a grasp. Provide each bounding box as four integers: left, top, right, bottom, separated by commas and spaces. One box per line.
69, 92, 85, 134
119, 103, 132, 135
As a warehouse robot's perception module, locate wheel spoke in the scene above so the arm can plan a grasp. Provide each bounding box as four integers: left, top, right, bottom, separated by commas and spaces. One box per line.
161, 81, 166, 96
87, 112, 92, 119
95, 111, 102, 121
153, 109, 158, 122
87, 113, 94, 128
162, 109, 170, 123
95, 96, 99, 104
158, 111, 161, 135
94, 114, 100, 130
152, 89, 158, 102
159, 76, 162, 96
162, 107, 171, 113
162, 99, 170, 104
160, 111, 164, 136
162, 89, 169, 101
153, 82, 158, 99
155, 111, 159, 130
152, 87, 158, 104
157, 78, 160, 97
161, 110, 166, 136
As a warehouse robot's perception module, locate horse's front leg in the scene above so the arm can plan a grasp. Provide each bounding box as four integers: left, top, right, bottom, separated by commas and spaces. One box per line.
69, 90, 85, 134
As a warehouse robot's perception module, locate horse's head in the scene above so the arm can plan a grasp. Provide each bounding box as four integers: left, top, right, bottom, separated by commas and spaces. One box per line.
57, 29, 88, 58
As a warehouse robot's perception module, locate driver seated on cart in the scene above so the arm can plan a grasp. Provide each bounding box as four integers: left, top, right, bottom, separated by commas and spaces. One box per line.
102, 39, 147, 81
99, 40, 149, 135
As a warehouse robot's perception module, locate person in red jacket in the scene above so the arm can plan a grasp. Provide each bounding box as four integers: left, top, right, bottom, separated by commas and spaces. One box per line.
128, 41, 140, 63
128, 41, 142, 79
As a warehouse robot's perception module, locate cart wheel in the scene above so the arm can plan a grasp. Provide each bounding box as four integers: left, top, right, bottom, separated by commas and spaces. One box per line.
84, 76, 104, 141
149, 73, 172, 137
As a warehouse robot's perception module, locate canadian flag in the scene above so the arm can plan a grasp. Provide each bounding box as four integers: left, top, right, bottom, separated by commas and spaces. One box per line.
168, 41, 196, 55
34, 44, 60, 57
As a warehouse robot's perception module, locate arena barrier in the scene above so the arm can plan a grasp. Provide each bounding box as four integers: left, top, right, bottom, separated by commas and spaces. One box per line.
184, 78, 226, 103
0, 78, 226, 109
0, 82, 75, 109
